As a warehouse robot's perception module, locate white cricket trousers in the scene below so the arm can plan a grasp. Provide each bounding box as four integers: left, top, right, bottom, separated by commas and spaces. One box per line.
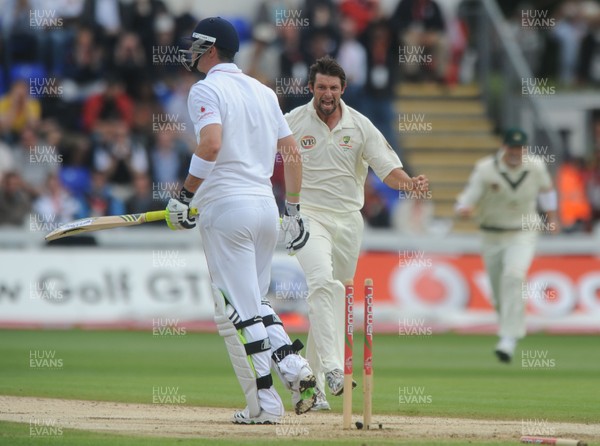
296, 208, 364, 393
481, 230, 538, 339
198, 195, 292, 413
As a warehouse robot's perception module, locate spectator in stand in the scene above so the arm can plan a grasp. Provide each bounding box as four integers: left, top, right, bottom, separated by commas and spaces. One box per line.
551, 0, 588, 86
0, 171, 31, 226
32, 172, 83, 225
557, 154, 591, 233
81, 169, 125, 217
585, 147, 600, 228
148, 130, 189, 187
0, 141, 15, 182
36, 0, 84, 77
153, 10, 180, 79
122, 0, 166, 67
82, 75, 134, 134
237, 23, 280, 87
62, 26, 105, 103
92, 119, 148, 196
80, 0, 126, 59
125, 172, 163, 214
390, 0, 448, 82
112, 32, 148, 99
130, 78, 163, 145
0, 78, 41, 140
56, 132, 94, 198
1, 0, 42, 66
361, 19, 401, 156
12, 125, 58, 199
338, 0, 382, 36
336, 14, 367, 110
279, 25, 310, 112
362, 173, 390, 228
163, 71, 198, 150
578, 11, 600, 86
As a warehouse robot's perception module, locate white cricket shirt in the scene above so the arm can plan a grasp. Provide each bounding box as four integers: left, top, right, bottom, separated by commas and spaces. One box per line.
285, 100, 402, 213
457, 150, 553, 230
187, 63, 292, 208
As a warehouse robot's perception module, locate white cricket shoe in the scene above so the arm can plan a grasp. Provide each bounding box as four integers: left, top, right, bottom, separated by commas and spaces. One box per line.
232, 407, 281, 425
325, 368, 356, 397
310, 387, 331, 411
495, 337, 516, 363
280, 354, 316, 414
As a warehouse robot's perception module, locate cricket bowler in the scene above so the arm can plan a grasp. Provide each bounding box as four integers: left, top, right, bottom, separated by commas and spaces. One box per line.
285, 56, 429, 409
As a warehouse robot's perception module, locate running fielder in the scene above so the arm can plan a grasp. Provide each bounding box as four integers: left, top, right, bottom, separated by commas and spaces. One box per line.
285, 56, 429, 409
456, 128, 559, 363
166, 17, 315, 423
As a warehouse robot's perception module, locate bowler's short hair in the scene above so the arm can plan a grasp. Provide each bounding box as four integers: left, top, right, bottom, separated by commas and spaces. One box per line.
308, 56, 346, 89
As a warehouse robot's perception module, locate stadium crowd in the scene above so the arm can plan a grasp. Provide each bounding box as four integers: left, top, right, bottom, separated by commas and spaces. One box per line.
0, 0, 599, 232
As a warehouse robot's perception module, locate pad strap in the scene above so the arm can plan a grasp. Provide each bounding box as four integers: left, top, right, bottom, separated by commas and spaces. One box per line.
263, 314, 283, 327
234, 315, 263, 330
272, 339, 304, 363
256, 374, 273, 390
244, 338, 271, 355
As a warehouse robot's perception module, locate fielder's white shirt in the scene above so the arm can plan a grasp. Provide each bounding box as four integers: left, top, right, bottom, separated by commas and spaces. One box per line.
457, 150, 553, 230
187, 63, 292, 208
285, 100, 403, 213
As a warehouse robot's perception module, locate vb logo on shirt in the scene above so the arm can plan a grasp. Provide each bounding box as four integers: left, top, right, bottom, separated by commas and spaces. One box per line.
300, 136, 316, 149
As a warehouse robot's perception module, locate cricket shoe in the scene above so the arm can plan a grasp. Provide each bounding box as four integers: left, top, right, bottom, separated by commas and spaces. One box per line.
279, 354, 317, 414
232, 407, 281, 425
326, 368, 356, 396
494, 337, 516, 364
310, 387, 331, 411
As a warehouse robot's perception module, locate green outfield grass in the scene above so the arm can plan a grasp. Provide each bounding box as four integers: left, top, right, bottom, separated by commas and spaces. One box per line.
0, 330, 598, 445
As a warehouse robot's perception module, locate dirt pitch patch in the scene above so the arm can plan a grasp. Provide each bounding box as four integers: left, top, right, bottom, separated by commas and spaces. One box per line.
0, 396, 597, 443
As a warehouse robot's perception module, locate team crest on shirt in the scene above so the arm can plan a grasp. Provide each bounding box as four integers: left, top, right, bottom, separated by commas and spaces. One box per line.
339, 135, 352, 150
300, 135, 316, 149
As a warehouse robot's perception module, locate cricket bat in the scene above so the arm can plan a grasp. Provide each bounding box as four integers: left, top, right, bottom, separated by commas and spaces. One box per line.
520, 436, 587, 446
45, 208, 198, 242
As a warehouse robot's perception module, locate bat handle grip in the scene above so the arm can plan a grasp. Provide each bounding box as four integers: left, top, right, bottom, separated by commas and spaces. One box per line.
145, 208, 199, 223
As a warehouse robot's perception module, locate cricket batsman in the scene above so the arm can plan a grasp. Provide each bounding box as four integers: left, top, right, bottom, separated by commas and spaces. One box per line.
165, 17, 315, 423
285, 56, 429, 409
455, 128, 559, 363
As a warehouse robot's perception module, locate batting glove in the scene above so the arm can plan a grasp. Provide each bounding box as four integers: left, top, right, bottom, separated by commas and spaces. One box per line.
166, 188, 196, 230
280, 201, 310, 255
